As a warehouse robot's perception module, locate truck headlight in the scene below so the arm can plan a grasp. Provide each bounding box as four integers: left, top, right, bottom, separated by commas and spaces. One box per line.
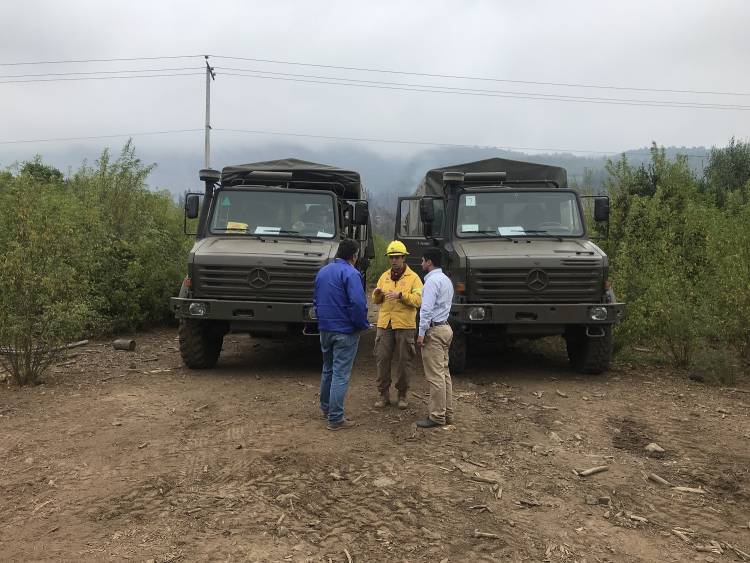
589, 306, 608, 321
305, 306, 317, 320
189, 302, 208, 316
468, 307, 486, 321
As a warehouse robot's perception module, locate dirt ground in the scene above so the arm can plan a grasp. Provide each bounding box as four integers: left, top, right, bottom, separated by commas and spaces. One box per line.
1, 328, 749, 563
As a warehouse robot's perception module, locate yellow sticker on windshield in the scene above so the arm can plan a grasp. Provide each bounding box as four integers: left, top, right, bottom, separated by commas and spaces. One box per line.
226, 221, 248, 232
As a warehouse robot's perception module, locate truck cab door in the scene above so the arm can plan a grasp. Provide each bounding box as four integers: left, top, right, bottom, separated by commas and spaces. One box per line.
395, 197, 446, 273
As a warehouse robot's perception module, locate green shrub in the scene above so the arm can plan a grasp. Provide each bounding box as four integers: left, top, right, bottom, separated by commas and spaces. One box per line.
689, 346, 737, 386
367, 234, 389, 284
605, 143, 750, 370
0, 143, 190, 384
0, 174, 92, 385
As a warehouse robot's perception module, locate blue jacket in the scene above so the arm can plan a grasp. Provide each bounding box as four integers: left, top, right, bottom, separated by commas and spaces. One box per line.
314, 259, 369, 334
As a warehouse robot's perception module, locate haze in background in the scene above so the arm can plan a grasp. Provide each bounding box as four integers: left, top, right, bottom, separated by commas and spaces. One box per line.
1, 0, 746, 199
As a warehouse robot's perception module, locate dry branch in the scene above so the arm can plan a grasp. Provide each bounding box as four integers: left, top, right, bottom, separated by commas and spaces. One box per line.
576, 466, 609, 477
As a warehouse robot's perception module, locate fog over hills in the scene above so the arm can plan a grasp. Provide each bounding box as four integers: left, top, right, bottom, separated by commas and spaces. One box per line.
1, 141, 710, 210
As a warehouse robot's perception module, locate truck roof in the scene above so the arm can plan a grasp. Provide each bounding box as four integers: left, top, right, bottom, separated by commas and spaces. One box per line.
221, 158, 363, 199
416, 157, 568, 196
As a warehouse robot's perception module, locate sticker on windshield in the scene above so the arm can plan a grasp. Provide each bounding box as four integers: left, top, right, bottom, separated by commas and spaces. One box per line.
255, 226, 281, 235
221, 195, 232, 206
461, 224, 479, 232
316, 231, 333, 238
226, 221, 248, 232
465, 195, 476, 207
498, 226, 526, 235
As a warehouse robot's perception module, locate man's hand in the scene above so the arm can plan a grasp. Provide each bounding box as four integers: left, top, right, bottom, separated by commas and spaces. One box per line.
384, 291, 401, 301
373, 287, 382, 295
417, 335, 425, 348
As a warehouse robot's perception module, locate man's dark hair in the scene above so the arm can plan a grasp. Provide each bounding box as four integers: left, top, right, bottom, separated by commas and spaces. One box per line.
422, 248, 442, 267
336, 239, 360, 261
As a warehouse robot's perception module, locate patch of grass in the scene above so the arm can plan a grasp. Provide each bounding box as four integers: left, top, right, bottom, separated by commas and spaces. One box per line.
688, 346, 737, 386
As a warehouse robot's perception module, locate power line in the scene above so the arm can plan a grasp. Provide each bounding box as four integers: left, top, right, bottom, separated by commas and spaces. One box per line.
0, 55, 204, 66
220, 72, 750, 111
217, 67, 750, 110
0, 67, 202, 79
0, 129, 203, 145
2, 53, 747, 98
0, 72, 204, 84
212, 55, 750, 98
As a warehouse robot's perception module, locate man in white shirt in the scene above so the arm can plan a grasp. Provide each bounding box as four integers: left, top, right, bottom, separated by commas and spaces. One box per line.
416, 248, 455, 428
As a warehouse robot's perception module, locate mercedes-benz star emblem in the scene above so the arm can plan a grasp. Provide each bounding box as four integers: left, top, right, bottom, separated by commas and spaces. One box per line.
526, 268, 549, 291
248, 267, 271, 289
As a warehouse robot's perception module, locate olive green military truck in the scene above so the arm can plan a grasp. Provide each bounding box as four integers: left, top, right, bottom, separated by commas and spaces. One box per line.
172, 158, 373, 368
396, 157, 625, 374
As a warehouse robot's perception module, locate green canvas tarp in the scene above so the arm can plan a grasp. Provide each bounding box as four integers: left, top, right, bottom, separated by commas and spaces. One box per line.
221, 158, 363, 199
416, 157, 568, 196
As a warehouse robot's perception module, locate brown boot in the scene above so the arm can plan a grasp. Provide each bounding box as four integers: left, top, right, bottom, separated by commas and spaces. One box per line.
374, 393, 390, 408
327, 419, 356, 431
397, 394, 408, 410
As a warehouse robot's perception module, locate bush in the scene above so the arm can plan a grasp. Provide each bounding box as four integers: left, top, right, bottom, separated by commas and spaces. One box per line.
0, 173, 92, 385
689, 347, 737, 386
367, 234, 389, 284
605, 142, 750, 374
0, 143, 190, 384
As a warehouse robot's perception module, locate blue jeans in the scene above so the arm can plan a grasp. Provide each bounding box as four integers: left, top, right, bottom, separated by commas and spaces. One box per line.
319, 331, 360, 424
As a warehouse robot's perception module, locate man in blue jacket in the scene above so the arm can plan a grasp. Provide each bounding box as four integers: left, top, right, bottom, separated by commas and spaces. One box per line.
314, 239, 370, 430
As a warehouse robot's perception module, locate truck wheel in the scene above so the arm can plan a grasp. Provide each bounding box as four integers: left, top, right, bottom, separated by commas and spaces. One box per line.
179, 319, 224, 369
566, 326, 613, 375
449, 328, 467, 375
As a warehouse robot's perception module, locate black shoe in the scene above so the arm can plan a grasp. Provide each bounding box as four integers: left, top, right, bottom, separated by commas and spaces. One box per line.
416, 418, 443, 428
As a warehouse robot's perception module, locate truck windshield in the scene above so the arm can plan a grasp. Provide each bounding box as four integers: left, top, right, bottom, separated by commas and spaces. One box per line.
209, 189, 337, 238
456, 191, 583, 238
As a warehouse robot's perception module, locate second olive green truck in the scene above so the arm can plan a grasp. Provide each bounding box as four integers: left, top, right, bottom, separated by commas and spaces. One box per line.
395, 157, 625, 374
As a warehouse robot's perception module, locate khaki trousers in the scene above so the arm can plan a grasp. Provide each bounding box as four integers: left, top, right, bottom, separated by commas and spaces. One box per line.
421, 324, 454, 424
374, 327, 416, 396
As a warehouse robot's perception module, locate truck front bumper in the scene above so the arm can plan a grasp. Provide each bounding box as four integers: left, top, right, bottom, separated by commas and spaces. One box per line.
450, 302, 625, 325
171, 297, 315, 323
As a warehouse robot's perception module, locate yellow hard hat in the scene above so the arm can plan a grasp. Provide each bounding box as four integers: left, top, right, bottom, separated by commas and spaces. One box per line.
385, 240, 409, 256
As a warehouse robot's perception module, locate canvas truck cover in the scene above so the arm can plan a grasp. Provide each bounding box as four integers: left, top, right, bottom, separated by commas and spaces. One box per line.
416, 157, 568, 196
221, 158, 363, 199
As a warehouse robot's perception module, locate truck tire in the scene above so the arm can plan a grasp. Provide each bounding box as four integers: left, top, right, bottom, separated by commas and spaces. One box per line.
179, 319, 224, 369
566, 326, 613, 375
449, 328, 467, 375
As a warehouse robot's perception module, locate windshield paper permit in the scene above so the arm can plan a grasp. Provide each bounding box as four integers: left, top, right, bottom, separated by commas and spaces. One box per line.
254, 226, 281, 235
465, 195, 476, 207
316, 231, 333, 238
461, 224, 479, 232
498, 226, 526, 235
226, 221, 248, 232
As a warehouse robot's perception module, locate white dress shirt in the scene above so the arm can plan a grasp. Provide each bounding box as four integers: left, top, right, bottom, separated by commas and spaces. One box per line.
418, 268, 454, 337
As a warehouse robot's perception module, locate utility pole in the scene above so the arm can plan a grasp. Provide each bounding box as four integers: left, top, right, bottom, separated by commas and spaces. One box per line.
204, 55, 216, 169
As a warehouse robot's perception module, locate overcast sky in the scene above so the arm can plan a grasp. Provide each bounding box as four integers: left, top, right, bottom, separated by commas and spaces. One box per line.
2, 0, 749, 174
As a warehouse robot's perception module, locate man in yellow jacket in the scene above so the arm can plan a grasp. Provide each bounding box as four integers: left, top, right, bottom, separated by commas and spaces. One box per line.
372, 241, 423, 409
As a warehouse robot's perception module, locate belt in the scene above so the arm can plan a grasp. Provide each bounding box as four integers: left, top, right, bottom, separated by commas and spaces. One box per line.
429, 320, 449, 327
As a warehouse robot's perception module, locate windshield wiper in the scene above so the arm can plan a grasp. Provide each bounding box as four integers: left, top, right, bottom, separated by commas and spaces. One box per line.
522, 230, 564, 241
276, 229, 313, 243
466, 230, 515, 242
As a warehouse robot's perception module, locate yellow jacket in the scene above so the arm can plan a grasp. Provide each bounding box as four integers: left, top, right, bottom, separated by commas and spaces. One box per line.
372, 266, 423, 329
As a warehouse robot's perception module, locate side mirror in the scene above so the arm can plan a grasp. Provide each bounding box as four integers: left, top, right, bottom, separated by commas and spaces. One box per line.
185, 194, 200, 219
420, 198, 435, 224
353, 201, 369, 225
594, 198, 610, 222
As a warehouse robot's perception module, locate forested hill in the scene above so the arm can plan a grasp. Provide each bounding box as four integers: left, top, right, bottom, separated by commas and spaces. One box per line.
0, 142, 709, 208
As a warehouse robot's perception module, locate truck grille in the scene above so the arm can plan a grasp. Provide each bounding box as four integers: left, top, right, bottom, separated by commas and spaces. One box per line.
472, 266, 602, 303
194, 261, 322, 302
